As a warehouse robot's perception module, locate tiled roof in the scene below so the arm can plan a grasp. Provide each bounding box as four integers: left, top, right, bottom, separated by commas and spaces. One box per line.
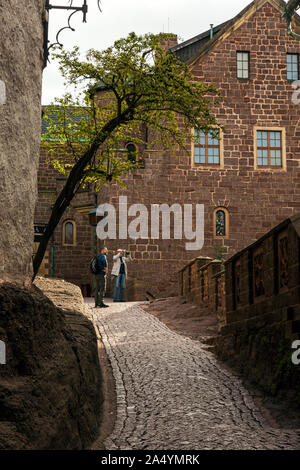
41, 106, 87, 138
170, 21, 230, 63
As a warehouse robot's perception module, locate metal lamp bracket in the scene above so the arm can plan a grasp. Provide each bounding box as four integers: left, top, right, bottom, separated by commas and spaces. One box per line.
43, 0, 101, 67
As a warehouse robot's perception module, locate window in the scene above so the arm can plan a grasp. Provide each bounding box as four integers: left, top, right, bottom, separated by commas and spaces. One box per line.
62, 220, 76, 246
254, 127, 286, 171
215, 210, 226, 236
213, 207, 229, 238
287, 53, 299, 81
237, 51, 249, 79
194, 129, 220, 165
126, 143, 137, 163
256, 130, 282, 167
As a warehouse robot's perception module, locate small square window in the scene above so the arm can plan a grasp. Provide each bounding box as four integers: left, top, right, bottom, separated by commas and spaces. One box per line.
287, 53, 299, 80
237, 51, 250, 79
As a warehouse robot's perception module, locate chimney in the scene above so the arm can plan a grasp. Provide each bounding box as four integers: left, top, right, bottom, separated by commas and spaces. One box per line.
159, 34, 178, 52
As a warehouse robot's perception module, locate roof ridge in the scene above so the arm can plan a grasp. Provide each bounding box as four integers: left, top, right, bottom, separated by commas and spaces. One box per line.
169, 20, 230, 53
186, 0, 298, 67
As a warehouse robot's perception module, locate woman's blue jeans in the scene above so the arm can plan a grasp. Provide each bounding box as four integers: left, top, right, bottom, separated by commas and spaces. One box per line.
113, 273, 126, 301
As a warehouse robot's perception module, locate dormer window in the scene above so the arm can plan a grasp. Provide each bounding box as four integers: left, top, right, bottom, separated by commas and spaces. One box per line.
237, 51, 249, 79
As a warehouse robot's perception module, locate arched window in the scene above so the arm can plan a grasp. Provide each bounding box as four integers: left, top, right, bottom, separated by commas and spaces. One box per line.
213, 208, 229, 238
62, 220, 76, 246
126, 143, 137, 163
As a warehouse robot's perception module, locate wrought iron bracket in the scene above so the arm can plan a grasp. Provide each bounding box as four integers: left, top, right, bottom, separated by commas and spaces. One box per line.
43, 0, 91, 68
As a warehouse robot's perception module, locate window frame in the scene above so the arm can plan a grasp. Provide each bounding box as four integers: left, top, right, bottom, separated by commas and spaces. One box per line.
253, 127, 287, 171
192, 127, 224, 168
236, 51, 250, 80
213, 207, 229, 239
286, 53, 299, 81
62, 220, 77, 247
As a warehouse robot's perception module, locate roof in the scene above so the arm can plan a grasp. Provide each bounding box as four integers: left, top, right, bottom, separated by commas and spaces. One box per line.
41, 106, 88, 139
169, 0, 300, 66
94, 80, 109, 92
170, 21, 230, 63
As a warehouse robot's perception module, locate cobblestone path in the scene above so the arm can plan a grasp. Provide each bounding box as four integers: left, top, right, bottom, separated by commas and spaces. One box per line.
86, 300, 300, 450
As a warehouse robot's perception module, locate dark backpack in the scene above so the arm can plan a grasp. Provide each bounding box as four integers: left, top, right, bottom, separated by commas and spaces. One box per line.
90, 256, 98, 274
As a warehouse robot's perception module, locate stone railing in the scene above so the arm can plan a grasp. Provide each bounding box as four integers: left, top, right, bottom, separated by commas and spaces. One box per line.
179, 215, 300, 396
216, 213, 300, 396
223, 213, 300, 341
179, 256, 226, 328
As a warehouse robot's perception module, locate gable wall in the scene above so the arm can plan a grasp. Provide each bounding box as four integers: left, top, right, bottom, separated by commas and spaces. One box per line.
36, 2, 300, 298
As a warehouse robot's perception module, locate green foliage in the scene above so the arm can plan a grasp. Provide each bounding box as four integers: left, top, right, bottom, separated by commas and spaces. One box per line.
214, 245, 227, 262
34, 32, 221, 278
284, 0, 300, 25
43, 32, 220, 192
283, 0, 300, 40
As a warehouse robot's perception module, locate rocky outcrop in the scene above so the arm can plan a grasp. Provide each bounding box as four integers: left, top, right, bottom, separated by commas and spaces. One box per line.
0, 1, 44, 285
0, 280, 103, 449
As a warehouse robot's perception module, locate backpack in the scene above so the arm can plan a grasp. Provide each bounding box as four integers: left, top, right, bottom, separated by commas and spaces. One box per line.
90, 256, 98, 274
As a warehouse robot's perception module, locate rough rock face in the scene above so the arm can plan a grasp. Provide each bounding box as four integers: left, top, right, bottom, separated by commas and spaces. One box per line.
0, 281, 103, 449
0, 1, 44, 284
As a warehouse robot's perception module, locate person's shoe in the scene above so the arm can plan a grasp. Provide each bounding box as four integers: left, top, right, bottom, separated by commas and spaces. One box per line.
100, 304, 109, 308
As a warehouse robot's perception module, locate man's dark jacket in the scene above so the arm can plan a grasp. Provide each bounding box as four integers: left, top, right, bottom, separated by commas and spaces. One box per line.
96, 253, 108, 275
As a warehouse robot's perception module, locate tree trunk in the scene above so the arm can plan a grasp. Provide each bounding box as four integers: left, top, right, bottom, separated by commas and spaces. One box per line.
33, 112, 130, 280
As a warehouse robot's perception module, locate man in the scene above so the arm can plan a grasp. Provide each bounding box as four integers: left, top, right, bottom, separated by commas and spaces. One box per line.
95, 246, 109, 308
111, 249, 132, 302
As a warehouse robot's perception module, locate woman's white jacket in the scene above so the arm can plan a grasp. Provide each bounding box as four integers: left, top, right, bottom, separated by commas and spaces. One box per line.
111, 253, 132, 278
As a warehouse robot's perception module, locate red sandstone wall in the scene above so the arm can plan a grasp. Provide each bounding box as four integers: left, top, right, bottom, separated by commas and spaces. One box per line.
100, 3, 300, 297
36, 3, 300, 298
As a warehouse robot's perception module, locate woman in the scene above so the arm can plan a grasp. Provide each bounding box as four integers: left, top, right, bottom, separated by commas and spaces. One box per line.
111, 249, 132, 302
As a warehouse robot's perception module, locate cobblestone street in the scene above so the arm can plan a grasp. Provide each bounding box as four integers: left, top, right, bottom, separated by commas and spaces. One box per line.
86, 300, 300, 450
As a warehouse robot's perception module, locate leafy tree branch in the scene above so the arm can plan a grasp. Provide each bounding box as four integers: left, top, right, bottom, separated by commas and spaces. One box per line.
33, 32, 220, 278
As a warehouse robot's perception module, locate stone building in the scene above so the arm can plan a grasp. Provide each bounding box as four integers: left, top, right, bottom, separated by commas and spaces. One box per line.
35, 0, 300, 298
0, 1, 45, 285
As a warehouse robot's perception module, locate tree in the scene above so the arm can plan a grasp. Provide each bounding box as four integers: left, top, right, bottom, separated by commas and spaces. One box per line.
284, 0, 300, 39
33, 32, 220, 279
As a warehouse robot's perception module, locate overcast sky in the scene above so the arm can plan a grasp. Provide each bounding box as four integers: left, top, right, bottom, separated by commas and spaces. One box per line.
42, 0, 253, 104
